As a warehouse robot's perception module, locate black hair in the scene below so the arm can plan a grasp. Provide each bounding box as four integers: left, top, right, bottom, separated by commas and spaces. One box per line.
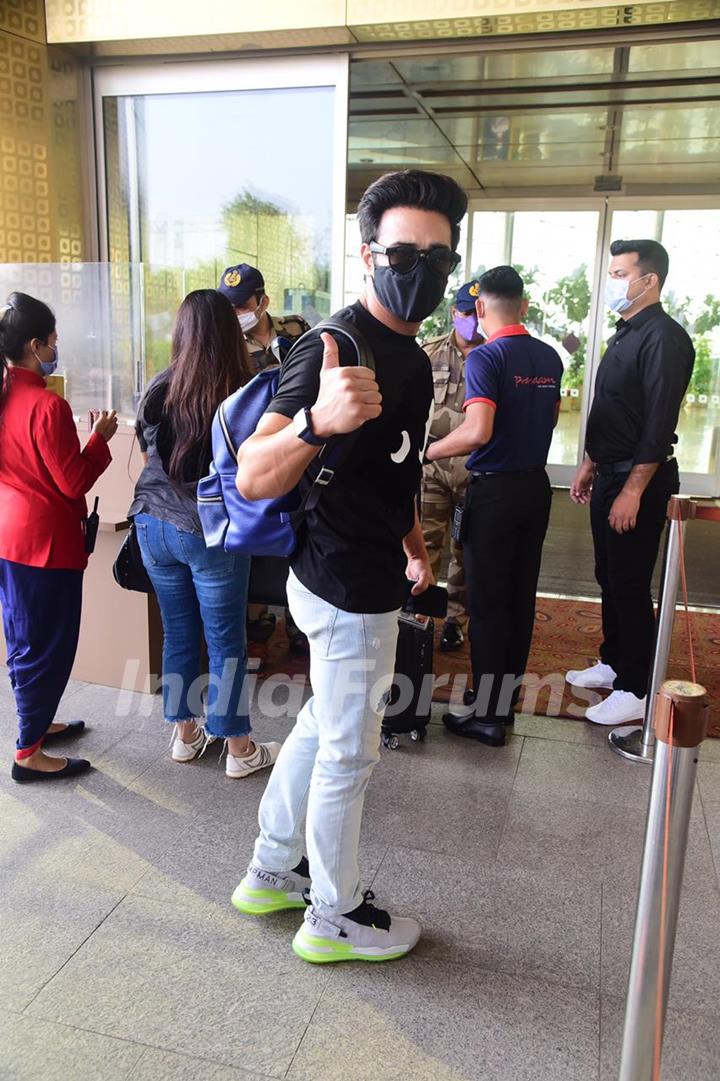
357, 170, 468, 251
0, 291, 56, 361
477, 265, 524, 301
610, 239, 669, 288
164, 289, 252, 483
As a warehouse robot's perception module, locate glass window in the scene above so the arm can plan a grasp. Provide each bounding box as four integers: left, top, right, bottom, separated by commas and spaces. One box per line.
103, 85, 336, 401
472, 210, 600, 467
610, 208, 720, 479
628, 41, 720, 73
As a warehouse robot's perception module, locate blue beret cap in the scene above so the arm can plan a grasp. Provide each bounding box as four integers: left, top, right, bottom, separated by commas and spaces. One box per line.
218, 264, 265, 306
454, 279, 481, 311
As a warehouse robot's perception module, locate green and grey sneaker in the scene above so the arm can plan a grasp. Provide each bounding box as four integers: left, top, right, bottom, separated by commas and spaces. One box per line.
231, 857, 311, 915
292, 890, 421, 964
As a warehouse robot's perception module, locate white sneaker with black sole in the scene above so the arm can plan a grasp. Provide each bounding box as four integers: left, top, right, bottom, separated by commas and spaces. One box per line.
293, 890, 421, 964
232, 856, 312, 915
585, 690, 646, 725
565, 661, 617, 690
225, 740, 281, 779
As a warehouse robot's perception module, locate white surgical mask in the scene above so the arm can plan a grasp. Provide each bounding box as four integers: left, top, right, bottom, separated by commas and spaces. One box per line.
605, 274, 649, 315
237, 309, 259, 333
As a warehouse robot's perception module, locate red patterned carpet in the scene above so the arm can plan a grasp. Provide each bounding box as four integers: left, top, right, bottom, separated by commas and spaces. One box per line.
252, 599, 720, 738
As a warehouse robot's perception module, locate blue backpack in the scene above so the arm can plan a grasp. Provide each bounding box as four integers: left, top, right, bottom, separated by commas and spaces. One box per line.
197, 317, 374, 557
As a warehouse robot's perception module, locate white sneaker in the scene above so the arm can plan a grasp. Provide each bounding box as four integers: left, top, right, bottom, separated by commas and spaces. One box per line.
225, 740, 281, 779
585, 690, 646, 726
170, 725, 216, 763
565, 661, 617, 690
232, 856, 311, 915
293, 891, 421, 965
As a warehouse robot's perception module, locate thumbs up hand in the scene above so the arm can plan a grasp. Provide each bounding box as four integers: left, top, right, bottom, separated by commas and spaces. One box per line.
310, 332, 382, 438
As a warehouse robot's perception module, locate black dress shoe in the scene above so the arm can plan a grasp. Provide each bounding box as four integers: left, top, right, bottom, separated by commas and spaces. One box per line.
288, 632, 310, 657
440, 622, 464, 652
247, 614, 277, 644
442, 711, 506, 747
12, 757, 92, 784
43, 721, 86, 744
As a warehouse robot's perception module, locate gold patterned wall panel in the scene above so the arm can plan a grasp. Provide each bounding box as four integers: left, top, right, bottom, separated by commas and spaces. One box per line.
45, 0, 720, 49
0, 0, 46, 43
351, 1, 720, 42
0, 24, 86, 264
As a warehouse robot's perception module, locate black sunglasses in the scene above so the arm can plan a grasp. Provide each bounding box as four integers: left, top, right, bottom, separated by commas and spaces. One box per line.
369, 242, 461, 278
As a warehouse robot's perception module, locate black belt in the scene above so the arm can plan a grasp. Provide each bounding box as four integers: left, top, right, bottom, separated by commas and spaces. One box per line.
471, 467, 545, 478
595, 455, 674, 477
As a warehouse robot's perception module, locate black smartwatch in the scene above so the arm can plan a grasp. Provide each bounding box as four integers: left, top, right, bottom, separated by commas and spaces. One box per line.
293, 407, 325, 447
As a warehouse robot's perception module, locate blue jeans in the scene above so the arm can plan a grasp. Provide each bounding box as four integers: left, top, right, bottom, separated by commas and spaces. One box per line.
135, 514, 251, 739
253, 569, 400, 916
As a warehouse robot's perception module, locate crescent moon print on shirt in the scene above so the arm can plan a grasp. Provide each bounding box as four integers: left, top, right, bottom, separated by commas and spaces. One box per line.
391, 431, 411, 464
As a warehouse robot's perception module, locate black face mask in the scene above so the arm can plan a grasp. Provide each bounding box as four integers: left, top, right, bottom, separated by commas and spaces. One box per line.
372, 262, 449, 323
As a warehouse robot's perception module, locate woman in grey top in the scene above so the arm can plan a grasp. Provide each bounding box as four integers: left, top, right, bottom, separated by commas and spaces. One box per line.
130, 289, 280, 778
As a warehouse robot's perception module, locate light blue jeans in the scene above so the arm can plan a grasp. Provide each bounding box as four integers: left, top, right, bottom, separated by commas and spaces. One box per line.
253, 569, 400, 916
135, 513, 251, 739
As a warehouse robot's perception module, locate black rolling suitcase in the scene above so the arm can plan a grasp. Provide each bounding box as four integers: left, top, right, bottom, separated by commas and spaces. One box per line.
382, 613, 435, 749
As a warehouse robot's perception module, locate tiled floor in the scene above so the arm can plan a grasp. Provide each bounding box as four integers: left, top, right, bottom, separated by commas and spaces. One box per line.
2, 678, 719, 1081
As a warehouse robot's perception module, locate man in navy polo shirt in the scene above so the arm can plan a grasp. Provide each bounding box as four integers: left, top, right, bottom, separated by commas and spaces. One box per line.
425, 266, 563, 747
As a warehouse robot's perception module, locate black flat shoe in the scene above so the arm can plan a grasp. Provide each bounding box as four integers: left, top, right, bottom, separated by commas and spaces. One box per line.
440, 622, 464, 652
43, 721, 86, 744
442, 712, 506, 747
11, 757, 92, 784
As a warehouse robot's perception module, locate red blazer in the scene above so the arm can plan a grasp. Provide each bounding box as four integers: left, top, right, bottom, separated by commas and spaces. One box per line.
0, 367, 112, 570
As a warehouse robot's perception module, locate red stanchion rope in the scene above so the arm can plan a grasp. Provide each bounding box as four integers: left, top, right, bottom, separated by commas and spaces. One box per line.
653, 514, 699, 1080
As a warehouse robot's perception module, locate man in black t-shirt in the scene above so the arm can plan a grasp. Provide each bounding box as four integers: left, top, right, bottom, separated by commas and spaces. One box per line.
230, 170, 467, 965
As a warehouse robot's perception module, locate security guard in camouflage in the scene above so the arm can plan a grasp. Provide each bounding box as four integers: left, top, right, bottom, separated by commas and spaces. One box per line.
218, 263, 311, 374
421, 280, 485, 652
218, 263, 311, 654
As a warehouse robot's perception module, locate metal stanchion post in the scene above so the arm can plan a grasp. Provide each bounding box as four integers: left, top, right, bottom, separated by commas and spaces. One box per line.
618, 680, 708, 1081
609, 496, 695, 764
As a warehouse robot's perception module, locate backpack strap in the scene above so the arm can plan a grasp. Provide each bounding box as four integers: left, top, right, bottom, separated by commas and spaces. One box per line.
286, 315, 376, 517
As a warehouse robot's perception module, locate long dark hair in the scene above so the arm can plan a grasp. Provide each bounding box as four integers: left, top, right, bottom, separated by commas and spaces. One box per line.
0, 292, 56, 409
164, 289, 253, 483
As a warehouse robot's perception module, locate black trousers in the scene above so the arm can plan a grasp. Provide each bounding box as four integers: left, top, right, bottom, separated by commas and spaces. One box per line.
463, 470, 552, 721
590, 459, 679, 699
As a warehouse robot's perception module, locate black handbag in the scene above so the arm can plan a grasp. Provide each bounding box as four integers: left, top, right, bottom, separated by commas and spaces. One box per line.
112, 522, 154, 593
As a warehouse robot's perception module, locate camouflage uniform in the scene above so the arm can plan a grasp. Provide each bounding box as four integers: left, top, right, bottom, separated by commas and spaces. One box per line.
421, 330, 469, 630
245, 314, 311, 373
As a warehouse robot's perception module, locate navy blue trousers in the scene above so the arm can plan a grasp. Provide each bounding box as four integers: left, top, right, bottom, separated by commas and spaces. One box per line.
0, 559, 83, 751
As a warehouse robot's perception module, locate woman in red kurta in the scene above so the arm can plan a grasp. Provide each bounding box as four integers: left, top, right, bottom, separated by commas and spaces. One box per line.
0, 292, 117, 782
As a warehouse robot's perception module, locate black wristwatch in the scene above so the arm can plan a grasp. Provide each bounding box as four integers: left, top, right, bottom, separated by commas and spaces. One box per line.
293, 407, 325, 447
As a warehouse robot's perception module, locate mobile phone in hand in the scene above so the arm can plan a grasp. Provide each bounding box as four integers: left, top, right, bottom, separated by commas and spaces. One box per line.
402, 580, 448, 619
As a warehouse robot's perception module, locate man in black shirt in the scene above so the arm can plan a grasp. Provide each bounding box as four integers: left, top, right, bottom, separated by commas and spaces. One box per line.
230, 171, 467, 964
568, 239, 694, 726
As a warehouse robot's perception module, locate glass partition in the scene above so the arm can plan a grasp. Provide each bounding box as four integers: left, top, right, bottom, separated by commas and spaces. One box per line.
0, 262, 139, 417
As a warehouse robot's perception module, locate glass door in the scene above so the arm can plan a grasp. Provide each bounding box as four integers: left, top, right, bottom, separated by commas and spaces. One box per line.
605, 204, 720, 497
94, 56, 348, 412
468, 203, 604, 487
